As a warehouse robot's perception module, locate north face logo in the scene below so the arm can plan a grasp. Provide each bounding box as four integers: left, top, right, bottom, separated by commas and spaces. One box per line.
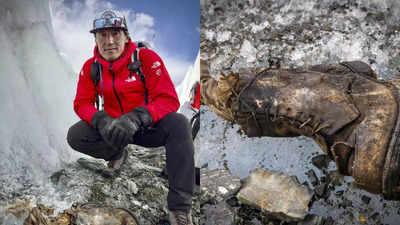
125, 76, 136, 82
152, 61, 161, 68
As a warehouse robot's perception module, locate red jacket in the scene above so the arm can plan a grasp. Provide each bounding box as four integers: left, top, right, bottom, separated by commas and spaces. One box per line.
73, 40, 180, 125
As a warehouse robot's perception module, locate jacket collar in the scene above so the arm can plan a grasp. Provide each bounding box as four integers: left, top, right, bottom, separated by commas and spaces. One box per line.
93, 40, 136, 73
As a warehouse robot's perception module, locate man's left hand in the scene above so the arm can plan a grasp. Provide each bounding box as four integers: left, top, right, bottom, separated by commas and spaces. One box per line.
107, 107, 153, 145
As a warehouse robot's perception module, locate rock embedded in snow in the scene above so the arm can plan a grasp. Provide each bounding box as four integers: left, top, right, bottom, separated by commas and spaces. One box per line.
200, 168, 242, 204
236, 169, 313, 222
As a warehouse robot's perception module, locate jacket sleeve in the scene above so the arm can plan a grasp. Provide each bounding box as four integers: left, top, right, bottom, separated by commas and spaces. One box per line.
138, 49, 180, 123
73, 59, 98, 125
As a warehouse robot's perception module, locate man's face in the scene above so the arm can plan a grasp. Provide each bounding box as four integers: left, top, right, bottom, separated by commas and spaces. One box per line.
95, 29, 128, 61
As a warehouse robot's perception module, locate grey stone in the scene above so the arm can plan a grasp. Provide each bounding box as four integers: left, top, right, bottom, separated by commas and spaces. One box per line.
200, 168, 242, 204
50, 169, 67, 185
77, 158, 106, 172
236, 169, 312, 222
201, 202, 235, 225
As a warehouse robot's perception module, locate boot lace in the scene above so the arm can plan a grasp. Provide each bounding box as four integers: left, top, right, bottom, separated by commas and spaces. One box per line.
172, 211, 189, 225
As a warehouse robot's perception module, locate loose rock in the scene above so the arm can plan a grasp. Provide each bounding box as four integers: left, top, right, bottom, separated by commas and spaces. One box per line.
236, 169, 313, 222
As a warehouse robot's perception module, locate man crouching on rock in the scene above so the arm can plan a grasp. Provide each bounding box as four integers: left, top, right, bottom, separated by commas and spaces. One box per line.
67, 10, 195, 224
201, 59, 400, 201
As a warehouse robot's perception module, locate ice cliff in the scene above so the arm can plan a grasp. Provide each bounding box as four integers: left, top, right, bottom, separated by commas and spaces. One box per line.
0, 0, 77, 199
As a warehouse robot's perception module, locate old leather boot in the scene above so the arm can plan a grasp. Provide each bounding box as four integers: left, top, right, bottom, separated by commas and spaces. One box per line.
200, 59, 400, 199
168, 210, 193, 225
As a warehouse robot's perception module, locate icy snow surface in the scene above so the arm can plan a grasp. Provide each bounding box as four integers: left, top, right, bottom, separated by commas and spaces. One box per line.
0, 0, 79, 209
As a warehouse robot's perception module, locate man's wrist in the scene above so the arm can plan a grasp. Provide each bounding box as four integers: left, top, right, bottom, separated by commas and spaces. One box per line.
130, 107, 152, 127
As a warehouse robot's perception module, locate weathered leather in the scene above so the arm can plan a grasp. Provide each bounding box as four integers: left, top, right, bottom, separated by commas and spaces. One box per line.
201, 59, 400, 199
383, 78, 400, 199
341, 74, 397, 194
237, 69, 360, 138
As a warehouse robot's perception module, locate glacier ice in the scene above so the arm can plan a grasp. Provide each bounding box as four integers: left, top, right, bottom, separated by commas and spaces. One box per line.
0, 0, 79, 204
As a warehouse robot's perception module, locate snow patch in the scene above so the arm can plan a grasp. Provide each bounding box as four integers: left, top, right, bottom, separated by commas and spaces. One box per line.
240, 40, 257, 63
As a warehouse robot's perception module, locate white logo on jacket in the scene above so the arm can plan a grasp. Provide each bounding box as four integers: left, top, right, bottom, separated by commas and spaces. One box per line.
152, 61, 161, 68
125, 76, 136, 82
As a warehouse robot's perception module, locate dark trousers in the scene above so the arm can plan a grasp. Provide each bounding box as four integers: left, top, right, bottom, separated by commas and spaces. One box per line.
67, 112, 195, 212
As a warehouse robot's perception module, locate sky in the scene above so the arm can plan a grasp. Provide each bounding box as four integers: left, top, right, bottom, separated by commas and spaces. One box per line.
49, 0, 199, 85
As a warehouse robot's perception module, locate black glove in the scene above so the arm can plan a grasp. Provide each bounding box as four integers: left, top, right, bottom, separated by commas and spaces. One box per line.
91, 111, 114, 145
123, 107, 153, 128
107, 119, 133, 149
107, 107, 153, 144
92, 111, 133, 149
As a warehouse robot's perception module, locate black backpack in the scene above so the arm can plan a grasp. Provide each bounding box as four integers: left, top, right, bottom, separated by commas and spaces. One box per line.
90, 42, 149, 110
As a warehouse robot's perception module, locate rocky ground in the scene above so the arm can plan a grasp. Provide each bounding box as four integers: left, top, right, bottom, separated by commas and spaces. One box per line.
201, 0, 400, 80
0, 145, 200, 225
200, 0, 400, 224
198, 156, 370, 225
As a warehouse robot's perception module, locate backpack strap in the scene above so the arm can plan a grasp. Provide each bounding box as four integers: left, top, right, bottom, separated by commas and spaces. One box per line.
128, 43, 149, 105
90, 59, 103, 110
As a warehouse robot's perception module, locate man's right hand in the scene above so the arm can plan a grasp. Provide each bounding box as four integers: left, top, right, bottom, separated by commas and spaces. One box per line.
106, 119, 134, 149
92, 111, 128, 149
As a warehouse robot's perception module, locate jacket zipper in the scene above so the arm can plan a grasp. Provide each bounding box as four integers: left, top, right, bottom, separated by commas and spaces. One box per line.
110, 62, 125, 114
